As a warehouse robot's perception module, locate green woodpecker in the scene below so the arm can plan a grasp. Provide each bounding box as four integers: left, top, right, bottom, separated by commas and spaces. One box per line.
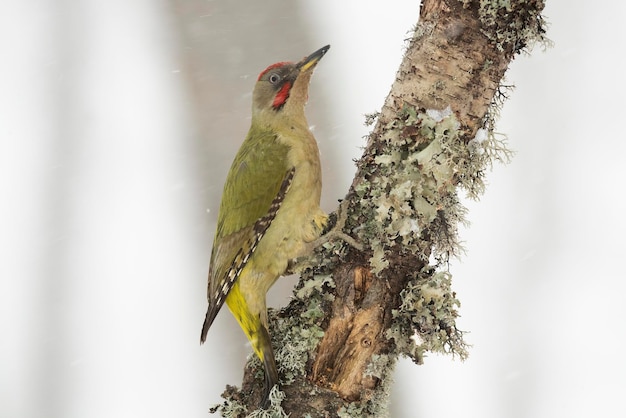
200, 45, 330, 407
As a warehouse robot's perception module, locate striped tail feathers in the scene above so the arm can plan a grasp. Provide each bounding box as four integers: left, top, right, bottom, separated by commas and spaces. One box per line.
200, 303, 220, 344
200, 242, 250, 344
258, 324, 279, 409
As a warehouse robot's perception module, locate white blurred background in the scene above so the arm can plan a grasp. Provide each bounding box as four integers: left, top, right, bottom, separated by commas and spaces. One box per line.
2, 1, 625, 417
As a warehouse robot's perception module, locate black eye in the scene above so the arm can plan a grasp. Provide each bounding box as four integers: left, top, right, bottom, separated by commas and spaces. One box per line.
268, 73, 281, 84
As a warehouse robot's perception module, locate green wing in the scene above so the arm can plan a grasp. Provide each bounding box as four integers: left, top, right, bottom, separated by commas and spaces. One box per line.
215, 128, 291, 242
202, 127, 291, 336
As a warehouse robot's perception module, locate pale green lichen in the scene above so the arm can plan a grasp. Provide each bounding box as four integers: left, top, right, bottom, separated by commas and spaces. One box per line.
392, 269, 466, 360
370, 242, 390, 276
351, 100, 504, 362
269, 273, 333, 384
460, 0, 550, 54
294, 273, 335, 301
388, 269, 468, 363
364, 353, 395, 381
211, 397, 246, 418
410, 19, 436, 44
359, 104, 485, 265
364, 112, 380, 127
273, 319, 325, 384
246, 387, 288, 418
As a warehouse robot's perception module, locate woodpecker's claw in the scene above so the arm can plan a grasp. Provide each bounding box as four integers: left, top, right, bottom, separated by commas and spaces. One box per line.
287, 200, 363, 273
324, 199, 364, 251
310, 199, 363, 252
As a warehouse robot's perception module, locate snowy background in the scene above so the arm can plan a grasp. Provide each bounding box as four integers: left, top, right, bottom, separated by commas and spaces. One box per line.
2, 1, 625, 417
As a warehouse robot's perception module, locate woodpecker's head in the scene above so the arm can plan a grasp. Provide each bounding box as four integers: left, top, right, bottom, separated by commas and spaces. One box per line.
252, 45, 330, 121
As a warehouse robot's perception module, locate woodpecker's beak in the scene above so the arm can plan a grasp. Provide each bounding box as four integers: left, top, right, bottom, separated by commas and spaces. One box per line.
297, 45, 330, 73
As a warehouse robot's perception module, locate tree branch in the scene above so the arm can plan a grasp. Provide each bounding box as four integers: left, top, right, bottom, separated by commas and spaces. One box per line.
212, 0, 548, 416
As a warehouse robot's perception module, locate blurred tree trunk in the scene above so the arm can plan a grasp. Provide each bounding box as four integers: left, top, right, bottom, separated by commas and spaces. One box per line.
180, 0, 547, 416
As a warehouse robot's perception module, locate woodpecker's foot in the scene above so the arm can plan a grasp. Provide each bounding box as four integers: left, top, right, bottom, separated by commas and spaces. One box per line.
309, 199, 364, 252
288, 200, 363, 274
258, 325, 280, 409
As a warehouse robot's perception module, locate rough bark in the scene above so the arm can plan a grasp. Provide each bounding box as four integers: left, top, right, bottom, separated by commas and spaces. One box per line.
209, 0, 548, 416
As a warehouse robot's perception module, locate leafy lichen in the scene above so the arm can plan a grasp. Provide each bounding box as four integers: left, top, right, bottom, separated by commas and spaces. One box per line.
388, 268, 468, 363
357, 104, 493, 266
350, 98, 510, 362
210, 393, 246, 418
460, 0, 550, 54
270, 272, 334, 384
246, 387, 289, 418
